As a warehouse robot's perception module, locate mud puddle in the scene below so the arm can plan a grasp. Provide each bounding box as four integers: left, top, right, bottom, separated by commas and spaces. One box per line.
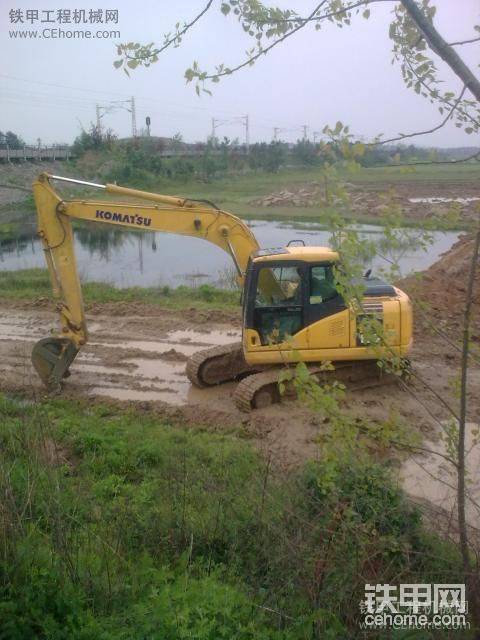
408, 196, 480, 204
90, 328, 241, 358
400, 423, 480, 530
0, 308, 242, 408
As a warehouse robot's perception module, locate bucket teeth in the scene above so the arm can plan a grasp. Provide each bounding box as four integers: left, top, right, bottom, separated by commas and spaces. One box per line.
31, 337, 79, 392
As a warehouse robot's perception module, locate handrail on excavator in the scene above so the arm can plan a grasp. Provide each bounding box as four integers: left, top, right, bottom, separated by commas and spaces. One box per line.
47, 173, 218, 209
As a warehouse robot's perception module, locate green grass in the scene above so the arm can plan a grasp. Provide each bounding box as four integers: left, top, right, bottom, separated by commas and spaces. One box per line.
0, 268, 240, 310
139, 162, 480, 211
0, 394, 467, 639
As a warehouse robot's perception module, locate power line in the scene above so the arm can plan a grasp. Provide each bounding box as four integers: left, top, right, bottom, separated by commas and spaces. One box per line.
0, 73, 248, 119
1, 77, 325, 144
0, 74, 311, 131
1, 76, 316, 138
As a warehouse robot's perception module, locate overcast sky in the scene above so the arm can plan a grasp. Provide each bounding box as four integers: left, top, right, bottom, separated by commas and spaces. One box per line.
1, 0, 479, 147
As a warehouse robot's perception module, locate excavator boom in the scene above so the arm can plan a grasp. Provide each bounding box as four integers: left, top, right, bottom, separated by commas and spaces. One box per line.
32, 173, 261, 390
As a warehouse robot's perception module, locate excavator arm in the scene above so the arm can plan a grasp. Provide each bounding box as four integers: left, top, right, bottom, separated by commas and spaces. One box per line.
32, 172, 263, 390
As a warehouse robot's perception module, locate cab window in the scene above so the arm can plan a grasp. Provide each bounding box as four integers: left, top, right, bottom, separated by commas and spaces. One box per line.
253, 266, 303, 345
255, 266, 302, 307
309, 265, 338, 304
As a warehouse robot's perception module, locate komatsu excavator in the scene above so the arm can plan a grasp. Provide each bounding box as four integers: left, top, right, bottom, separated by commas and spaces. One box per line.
31, 173, 412, 411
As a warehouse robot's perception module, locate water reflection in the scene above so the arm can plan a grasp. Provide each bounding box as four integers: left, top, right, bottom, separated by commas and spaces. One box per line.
0, 216, 460, 288
74, 223, 129, 261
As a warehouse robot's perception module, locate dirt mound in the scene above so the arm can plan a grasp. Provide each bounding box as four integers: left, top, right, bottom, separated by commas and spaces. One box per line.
251, 186, 322, 207
250, 182, 480, 223
400, 234, 479, 338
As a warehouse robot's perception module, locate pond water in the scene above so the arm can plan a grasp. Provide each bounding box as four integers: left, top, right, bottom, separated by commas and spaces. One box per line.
0, 218, 460, 289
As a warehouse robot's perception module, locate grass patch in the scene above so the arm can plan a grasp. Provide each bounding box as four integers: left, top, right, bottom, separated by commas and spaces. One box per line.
0, 268, 240, 311
0, 394, 468, 638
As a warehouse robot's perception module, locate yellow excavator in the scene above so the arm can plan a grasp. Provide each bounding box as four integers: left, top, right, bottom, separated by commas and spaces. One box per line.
31, 173, 412, 410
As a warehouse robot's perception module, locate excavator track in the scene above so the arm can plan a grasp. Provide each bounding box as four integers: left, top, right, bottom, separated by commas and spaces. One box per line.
186, 342, 260, 387
233, 360, 399, 412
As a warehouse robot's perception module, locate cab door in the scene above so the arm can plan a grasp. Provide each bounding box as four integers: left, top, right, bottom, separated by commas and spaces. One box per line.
253, 264, 304, 346
245, 263, 310, 351
304, 264, 350, 349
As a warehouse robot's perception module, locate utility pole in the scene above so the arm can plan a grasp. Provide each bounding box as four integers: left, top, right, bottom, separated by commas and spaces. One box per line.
302, 124, 308, 140
146, 116, 151, 137
211, 115, 249, 150
211, 117, 217, 144
210, 118, 224, 146
313, 131, 321, 144
96, 105, 102, 134
130, 96, 137, 138
273, 127, 280, 141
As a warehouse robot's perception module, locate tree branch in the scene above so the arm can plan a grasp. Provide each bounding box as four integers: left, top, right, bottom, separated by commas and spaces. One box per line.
125, 0, 214, 62
267, 0, 395, 24
403, 57, 480, 130
369, 85, 467, 146
448, 36, 480, 47
202, 1, 329, 81
383, 148, 480, 167
0, 183, 30, 193
458, 230, 480, 572
401, 0, 480, 102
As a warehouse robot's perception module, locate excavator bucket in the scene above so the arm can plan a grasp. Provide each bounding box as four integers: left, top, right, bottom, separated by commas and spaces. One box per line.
31, 337, 79, 393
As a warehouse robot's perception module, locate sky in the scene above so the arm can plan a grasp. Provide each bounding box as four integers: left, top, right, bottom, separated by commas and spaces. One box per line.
1, 0, 479, 147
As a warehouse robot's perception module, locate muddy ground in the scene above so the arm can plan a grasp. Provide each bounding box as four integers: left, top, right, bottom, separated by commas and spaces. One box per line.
1, 230, 479, 533
1, 292, 479, 530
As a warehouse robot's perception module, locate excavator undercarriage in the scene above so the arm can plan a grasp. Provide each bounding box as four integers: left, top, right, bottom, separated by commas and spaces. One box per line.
186, 342, 401, 412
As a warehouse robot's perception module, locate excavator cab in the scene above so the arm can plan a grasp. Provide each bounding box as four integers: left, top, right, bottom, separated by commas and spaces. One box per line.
246, 259, 342, 346
242, 246, 412, 367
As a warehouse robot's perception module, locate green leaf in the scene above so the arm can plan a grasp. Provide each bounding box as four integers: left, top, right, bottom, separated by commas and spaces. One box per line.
221, 2, 231, 15
363, 8, 370, 19
127, 59, 138, 69
465, 127, 474, 134
113, 59, 123, 69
